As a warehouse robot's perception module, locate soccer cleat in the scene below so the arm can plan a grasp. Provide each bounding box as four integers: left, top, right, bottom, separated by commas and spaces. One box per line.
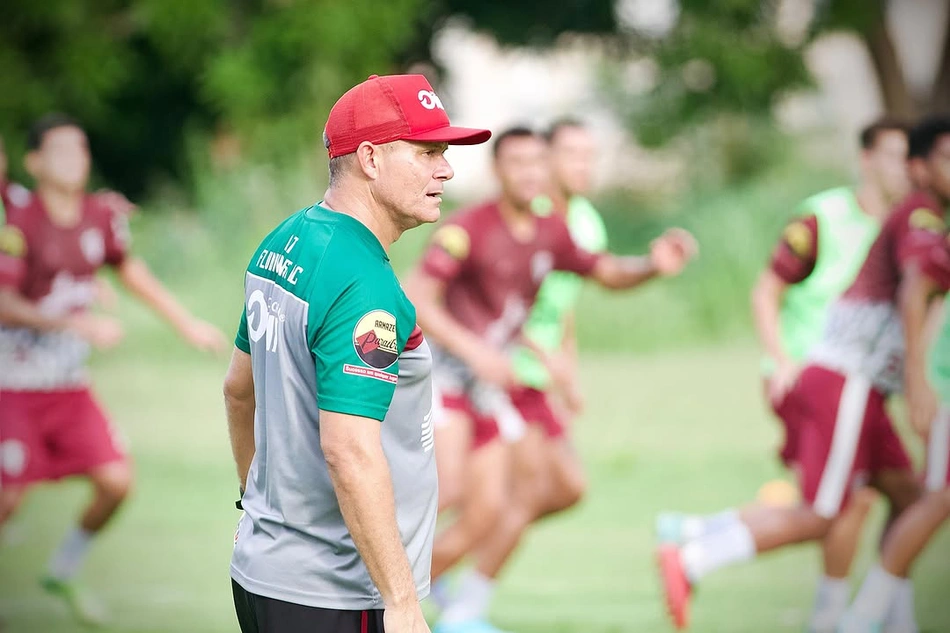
433, 619, 512, 633
655, 512, 688, 546
40, 577, 108, 628
656, 545, 691, 630
835, 612, 883, 633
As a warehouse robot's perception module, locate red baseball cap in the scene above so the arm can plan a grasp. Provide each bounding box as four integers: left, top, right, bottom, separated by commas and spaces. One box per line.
324, 74, 492, 158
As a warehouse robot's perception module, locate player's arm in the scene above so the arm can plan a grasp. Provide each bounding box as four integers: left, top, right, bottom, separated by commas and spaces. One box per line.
899, 264, 942, 437
116, 257, 226, 353
223, 347, 255, 490
585, 228, 698, 289
321, 411, 421, 614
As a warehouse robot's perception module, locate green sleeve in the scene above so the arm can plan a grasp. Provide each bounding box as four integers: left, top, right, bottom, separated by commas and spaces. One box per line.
235, 307, 250, 353
312, 274, 404, 422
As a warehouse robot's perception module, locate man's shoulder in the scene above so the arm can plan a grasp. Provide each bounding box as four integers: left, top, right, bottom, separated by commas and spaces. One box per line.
891, 191, 945, 228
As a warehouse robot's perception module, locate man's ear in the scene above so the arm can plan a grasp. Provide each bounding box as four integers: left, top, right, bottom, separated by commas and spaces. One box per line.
355, 142, 382, 180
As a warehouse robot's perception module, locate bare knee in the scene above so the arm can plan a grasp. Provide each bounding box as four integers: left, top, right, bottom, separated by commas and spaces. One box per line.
90, 462, 134, 506
842, 487, 878, 520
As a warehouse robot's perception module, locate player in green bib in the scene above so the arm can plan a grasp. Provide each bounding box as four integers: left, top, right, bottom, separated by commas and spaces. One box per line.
654, 119, 912, 632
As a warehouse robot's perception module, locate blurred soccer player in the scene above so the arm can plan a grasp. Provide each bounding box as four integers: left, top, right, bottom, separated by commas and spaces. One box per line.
655, 116, 950, 632
658, 119, 910, 632
0, 114, 226, 625
405, 126, 698, 633
839, 116, 950, 633
432, 119, 611, 630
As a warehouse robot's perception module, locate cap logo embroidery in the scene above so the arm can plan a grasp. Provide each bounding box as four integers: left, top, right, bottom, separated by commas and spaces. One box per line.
418, 90, 444, 111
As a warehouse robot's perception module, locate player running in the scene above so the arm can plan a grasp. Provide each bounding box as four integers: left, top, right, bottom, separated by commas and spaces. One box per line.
838, 116, 950, 633
430, 119, 611, 631
404, 126, 697, 633
657, 118, 910, 633
0, 114, 226, 626
656, 115, 950, 632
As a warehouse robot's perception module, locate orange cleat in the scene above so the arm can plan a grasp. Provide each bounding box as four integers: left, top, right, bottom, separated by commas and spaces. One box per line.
656, 544, 691, 630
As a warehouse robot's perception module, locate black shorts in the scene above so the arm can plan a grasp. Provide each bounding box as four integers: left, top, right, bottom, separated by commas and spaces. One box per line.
232, 579, 385, 633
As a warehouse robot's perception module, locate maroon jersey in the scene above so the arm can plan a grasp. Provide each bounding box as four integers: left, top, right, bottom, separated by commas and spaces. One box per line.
0, 194, 130, 390
770, 215, 819, 284
420, 201, 601, 347
811, 191, 950, 393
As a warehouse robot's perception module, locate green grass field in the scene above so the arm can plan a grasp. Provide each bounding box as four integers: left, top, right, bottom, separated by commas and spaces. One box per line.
1, 325, 948, 632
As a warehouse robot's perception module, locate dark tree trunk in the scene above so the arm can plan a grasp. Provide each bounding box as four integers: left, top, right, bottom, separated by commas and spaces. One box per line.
925, 4, 950, 112
863, 11, 917, 118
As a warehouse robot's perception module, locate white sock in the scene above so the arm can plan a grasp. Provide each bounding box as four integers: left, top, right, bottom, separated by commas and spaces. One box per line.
883, 578, 918, 633
680, 520, 755, 583
47, 527, 94, 581
439, 569, 495, 624
809, 576, 851, 633
681, 509, 739, 541
850, 565, 902, 624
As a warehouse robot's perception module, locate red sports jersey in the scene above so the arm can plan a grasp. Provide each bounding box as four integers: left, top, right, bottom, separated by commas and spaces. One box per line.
0, 194, 130, 390
770, 215, 819, 284
420, 201, 601, 347
811, 191, 950, 393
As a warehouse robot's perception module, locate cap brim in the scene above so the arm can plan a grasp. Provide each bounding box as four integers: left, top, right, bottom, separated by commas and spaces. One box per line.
403, 126, 492, 146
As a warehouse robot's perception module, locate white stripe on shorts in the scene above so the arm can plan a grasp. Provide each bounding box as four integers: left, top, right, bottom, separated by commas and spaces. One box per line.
926, 407, 950, 492
814, 374, 871, 519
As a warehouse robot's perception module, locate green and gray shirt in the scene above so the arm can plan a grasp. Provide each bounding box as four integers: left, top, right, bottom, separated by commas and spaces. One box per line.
230, 204, 437, 610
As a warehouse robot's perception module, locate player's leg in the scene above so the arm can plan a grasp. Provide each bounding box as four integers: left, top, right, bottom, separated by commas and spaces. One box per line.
41, 388, 131, 626
430, 418, 509, 582
434, 404, 473, 513
0, 391, 50, 535
535, 398, 586, 518
656, 367, 869, 629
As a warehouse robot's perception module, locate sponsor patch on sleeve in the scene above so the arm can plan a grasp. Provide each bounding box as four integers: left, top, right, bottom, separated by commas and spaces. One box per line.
782, 221, 813, 258
909, 208, 945, 233
432, 225, 470, 260
353, 310, 399, 369
0, 225, 26, 258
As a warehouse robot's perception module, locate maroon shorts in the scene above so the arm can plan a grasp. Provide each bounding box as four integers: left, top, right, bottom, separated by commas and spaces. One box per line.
508, 386, 566, 440
0, 389, 126, 486
780, 366, 911, 518
439, 393, 501, 450
770, 383, 800, 468
925, 406, 950, 491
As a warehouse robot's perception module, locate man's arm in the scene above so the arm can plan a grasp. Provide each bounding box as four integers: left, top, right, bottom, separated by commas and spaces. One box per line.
586, 228, 697, 289
403, 268, 513, 387
751, 270, 791, 370
899, 264, 941, 437
320, 410, 424, 621
117, 257, 226, 353
0, 287, 123, 348
223, 347, 256, 490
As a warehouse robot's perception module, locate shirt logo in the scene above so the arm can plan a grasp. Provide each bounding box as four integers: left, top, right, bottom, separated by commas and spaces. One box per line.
79, 228, 105, 265
246, 289, 285, 353
418, 90, 445, 111
353, 310, 398, 369
421, 409, 434, 452
0, 225, 25, 258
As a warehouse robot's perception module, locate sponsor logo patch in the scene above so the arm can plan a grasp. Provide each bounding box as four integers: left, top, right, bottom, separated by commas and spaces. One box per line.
910, 208, 945, 233
782, 221, 813, 258
432, 225, 470, 260
353, 310, 399, 369
343, 363, 398, 384
0, 225, 26, 258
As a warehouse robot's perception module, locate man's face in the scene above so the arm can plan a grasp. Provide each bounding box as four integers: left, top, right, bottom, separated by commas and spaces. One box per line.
862, 129, 910, 204
375, 140, 454, 230
550, 125, 596, 197
493, 135, 549, 210
924, 134, 950, 204
27, 125, 90, 193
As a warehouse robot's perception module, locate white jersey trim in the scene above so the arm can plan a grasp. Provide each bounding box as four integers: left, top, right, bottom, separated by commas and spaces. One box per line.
926, 407, 950, 492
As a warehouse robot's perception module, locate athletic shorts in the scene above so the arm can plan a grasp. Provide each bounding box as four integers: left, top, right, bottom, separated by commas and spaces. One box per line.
508, 386, 566, 440
768, 379, 800, 468
430, 343, 525, 450
232, 580, 384, 633
0, 389, 126, 487
780, 365, 912, 518
925, 406, 950, 491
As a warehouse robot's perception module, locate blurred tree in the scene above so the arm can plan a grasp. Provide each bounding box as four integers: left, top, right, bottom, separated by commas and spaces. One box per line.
0, 0, 422, 197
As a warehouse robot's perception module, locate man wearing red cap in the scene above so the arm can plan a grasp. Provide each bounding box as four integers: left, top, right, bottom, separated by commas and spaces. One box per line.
224, 74, 490, 633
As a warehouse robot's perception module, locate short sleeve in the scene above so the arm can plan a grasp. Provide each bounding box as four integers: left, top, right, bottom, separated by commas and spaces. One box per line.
551, 216, 601, 275
235, 307, 251, 353
0, 219, 27, 290
920, 235, 950, 293
897, 207, 946, 272
101, 202, 131, 266
420, 223, 471, 282
769, 216, 819, 284
313, 275, 406, 422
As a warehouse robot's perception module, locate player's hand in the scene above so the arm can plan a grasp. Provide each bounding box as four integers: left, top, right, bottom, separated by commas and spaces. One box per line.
768, 360, 800, 408
383, 602, 430, 633
179, 318, 228, 355
66, 313, 125, 350
468, 346, 516, 388
906, 371, 938, 438
649, 228, 698, 276
94, 278, 119, 311
545, 353, 584, 415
